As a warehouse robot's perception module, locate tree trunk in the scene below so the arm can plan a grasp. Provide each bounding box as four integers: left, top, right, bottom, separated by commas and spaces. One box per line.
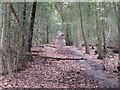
79, 2, 89, 54
118, 3, 120, 63
77, 21, 81, 47
19, 2, 28, 68
46, 25, 49, 44
65, 24, 73, 46
117, 3, 120, 68
23, 2, 26, 25
95, 3, 104, 59
113, 2, 120, 70
9, 3, 20, 22
1, 2, 13, 77
28, 2, 37, 52
55, 3, 73, 46
102, 3, 107, 56
0, 2, 3, 75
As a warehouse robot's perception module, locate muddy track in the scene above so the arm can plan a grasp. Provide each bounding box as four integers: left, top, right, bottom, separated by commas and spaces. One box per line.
68, 47, 119, 88
44, 45, 119, 88
1, 45, 119, 88
78, 60, 119, 88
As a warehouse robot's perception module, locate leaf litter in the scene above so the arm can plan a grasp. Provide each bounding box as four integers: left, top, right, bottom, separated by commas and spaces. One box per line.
0, 44, 119, 88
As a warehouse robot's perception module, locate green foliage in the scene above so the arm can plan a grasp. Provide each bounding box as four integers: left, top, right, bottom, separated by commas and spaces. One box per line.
2, 2, 118, 46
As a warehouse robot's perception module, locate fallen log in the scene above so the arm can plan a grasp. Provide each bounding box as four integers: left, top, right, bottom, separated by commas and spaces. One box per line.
44, 44, 57, 48
39, 55, 87, 60
31, 50, 44, 53
28, 53, 87, 60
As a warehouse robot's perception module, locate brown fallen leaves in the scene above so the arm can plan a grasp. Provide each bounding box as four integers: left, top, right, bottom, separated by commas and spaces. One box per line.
0, 58, 99, 88
0, 44, 119, 88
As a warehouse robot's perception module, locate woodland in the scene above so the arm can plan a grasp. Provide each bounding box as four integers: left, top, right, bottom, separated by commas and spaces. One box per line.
0, 1, 120, 88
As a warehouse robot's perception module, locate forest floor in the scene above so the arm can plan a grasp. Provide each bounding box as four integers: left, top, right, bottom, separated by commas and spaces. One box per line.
0, 44, 119, 88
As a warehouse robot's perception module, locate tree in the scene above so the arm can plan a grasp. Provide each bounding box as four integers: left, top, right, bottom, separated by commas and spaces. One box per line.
101, 2, 107, 56
19, 2, 28, 68
55, 3, 73, 46
118, 2, 120, 66
79, 2, 89, 54
28, 2, 37, 52
0, 1, 3, 75
46, 24, 49, 44
114, 2, 120, 71
95, 3, 104, 59
1, 2, 13, 77
0, 2, 32, 75
113, 2, 120, 71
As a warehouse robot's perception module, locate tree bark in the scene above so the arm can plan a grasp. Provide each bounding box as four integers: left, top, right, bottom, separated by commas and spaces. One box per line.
113, 2, 120, 69
23, 2, 26, 25
0, 2, 3, 75
77, 21, 81, 47
95, 3, 104, 59
9, 3, 20, 22
102, 3, 107, 56
117, 3, 120, 66
46, 25, 49, 44
28, 2, 37, 52
79, 2, 89, 54
19, 2, 28, 68
65, 24, 73, 46
1, 2, 13, 77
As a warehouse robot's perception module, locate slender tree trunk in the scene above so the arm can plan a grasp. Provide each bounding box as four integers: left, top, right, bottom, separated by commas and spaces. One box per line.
77, 23, 81, 47
1, 2, 13, 77
61, 16, 73, 46
19, 2, 28, 68
117, 3, 120, 67
28, 2, 37, 52
0, 2, 3, 75
55, 3, 73, 46
95, 3, 104, 59
65, 24, 73, 46
46, 25, 49, 44
23, 2, 26, 25
79, 2, 89, 54
102, 23, 107, 55
113, 2, 120, 69
9, 3, 20, 22
102, 3, 107, 56
116, 3, 120, 88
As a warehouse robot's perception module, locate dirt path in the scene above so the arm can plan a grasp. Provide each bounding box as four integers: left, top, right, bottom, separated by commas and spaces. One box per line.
0, 45, 119, 88
0, 58, 99, 88
68, 47, 119, 88
78, 60, 118, 88
31, 45, 119, 88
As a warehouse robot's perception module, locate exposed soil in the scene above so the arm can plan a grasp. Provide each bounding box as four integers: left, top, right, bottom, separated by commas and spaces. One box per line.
78, 60, 118, 88
69, 46, 119, 88
0, 58, 99, 88
0, 44, 119, 88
